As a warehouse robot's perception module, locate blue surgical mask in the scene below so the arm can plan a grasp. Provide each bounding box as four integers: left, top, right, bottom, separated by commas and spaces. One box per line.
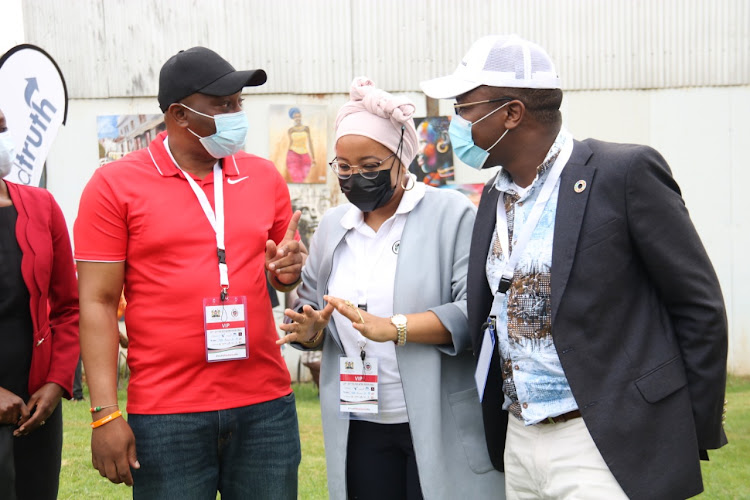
0, 131, 16, 178
449, 102, 510, 170
181, 104, 249, 158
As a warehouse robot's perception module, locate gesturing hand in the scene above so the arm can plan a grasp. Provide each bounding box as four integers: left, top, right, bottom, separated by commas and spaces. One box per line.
277, 303, 335, 345
325, 295, 399, 343
266, 211, 307, 288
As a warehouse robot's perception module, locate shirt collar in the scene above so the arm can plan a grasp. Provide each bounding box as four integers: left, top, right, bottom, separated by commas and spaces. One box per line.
148, 132, 240, 178
494, 127, 573, 197
340, 174, 426, 230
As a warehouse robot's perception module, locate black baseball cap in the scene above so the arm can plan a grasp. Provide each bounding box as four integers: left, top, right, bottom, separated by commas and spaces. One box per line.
158, 47, 267, 112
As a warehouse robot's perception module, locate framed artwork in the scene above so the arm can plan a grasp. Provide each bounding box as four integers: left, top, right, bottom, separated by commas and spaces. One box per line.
269, 104, 328, 184
439, 183, 484, 207
287, 183, 335, 249
97, 114, 165, 166
409, 116, 454, 186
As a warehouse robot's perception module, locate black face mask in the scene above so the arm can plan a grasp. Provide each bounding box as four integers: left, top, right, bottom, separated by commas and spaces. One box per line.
339, 166, 397, 213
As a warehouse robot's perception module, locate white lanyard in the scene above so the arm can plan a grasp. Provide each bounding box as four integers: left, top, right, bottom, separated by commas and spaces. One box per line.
179, 164, 229, 299
493, 136, 573, 295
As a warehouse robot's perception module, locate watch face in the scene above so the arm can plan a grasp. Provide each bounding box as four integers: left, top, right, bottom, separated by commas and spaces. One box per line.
392, 314, 407, 326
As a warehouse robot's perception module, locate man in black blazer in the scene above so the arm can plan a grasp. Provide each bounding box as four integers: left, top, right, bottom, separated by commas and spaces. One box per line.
422, 35, 728, 499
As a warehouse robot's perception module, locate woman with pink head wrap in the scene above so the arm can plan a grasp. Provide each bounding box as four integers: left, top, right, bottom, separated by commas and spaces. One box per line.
331, 77, 419, 215
334, 77, 419, 166
279, 79, 505, 499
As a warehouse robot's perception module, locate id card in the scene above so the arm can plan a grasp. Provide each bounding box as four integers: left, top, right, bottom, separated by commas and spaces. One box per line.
339, 356, 378, 414
203, 296, 249, 362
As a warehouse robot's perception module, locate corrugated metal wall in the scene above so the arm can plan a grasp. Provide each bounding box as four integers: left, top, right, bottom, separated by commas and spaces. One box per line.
22, 0, 750, 98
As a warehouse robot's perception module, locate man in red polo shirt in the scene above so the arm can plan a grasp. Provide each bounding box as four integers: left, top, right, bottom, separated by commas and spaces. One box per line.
75, 47, 305, 499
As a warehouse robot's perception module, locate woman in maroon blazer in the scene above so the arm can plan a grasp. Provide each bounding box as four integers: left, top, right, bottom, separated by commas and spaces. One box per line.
0, 108, 79, 499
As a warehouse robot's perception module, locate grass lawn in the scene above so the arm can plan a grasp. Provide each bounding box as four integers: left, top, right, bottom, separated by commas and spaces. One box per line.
58, 377, 748, 499
697, 375, 750, 499
58, 383, 327, 499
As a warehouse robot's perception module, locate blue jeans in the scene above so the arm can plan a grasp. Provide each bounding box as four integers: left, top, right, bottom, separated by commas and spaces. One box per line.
129, 392, 300, 500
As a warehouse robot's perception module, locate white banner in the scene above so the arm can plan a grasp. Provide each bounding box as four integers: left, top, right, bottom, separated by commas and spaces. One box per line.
0, 44, 68, 186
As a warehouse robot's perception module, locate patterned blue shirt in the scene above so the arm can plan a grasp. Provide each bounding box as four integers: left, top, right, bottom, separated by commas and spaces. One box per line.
485, 128, 578, 425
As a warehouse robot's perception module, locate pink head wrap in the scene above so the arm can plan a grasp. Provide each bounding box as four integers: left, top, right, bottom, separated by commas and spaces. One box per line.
334, 77, 418, 167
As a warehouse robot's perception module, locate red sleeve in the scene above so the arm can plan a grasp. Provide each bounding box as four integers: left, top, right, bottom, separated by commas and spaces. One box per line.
45, 192, 80, 398
269, 168, 297, 244
74, 169, 128, 261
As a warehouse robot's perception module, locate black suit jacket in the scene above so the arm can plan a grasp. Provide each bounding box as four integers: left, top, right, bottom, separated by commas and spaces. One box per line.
468, 139, 728, 500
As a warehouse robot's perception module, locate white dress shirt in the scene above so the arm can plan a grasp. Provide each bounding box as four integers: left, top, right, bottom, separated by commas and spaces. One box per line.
328, 178, 425, 423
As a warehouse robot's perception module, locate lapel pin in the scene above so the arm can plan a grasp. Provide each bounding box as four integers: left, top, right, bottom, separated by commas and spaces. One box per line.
574, 180, 587, 193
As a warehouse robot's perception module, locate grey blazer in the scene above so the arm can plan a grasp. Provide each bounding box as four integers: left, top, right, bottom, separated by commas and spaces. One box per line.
295, 186, 504, 500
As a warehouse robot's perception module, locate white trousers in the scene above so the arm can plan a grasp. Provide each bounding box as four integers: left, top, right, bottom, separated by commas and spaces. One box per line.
504, 415, 629, 499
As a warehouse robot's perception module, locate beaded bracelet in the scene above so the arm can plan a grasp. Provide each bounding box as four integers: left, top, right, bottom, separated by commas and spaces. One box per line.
90, 403, 119, 413
91, 410, 123, 429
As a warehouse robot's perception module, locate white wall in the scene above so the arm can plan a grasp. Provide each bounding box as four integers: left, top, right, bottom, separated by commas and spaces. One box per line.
21, 0, 750, 97
0, 0, 25, 54
568, 87, 750, 376
47, 85, 750, 374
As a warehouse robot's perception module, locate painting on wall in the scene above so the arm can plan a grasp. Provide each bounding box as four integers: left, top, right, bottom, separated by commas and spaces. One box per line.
269, 104, 328, 184
439, 183, 484, 207
409, 116, 454, 187
287, 183, 336, 249
97, 114, 165, 166
283, 183, 337, 311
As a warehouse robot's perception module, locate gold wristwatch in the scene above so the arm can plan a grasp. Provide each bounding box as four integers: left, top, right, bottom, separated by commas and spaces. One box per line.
390, 314, 408, 346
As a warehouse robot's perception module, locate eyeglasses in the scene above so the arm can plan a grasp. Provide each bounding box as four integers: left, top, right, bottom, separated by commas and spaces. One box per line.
329, 153, 397, 180
453, 97, 513, 116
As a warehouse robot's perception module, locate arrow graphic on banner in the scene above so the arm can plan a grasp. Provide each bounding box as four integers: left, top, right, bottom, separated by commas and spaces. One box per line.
1, 44, 69, 186
24, 77, 38, 105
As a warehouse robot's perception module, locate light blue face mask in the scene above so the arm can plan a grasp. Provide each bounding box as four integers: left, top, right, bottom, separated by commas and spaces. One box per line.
449, 102, 510, 170
181, 104, 249, 159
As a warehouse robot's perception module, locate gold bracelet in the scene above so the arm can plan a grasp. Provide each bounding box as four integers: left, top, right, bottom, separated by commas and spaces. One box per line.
300, 329, 323, 347
91, 410, 123, 429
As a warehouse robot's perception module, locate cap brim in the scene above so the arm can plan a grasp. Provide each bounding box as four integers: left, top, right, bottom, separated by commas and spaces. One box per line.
420, 75, 481, 99
200, 69, 267, 96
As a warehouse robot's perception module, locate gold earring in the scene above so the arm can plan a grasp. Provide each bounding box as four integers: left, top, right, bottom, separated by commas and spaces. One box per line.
401, 171, 415, 191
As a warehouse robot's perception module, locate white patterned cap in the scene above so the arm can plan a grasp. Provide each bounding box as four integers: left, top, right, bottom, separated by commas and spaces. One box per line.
420, 35, 560, 99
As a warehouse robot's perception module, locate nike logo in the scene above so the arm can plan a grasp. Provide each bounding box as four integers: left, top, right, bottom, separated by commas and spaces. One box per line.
227, 176, 249, 185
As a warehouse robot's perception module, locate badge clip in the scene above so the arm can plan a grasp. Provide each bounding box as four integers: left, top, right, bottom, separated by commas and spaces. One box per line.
498, 276, 512, 294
